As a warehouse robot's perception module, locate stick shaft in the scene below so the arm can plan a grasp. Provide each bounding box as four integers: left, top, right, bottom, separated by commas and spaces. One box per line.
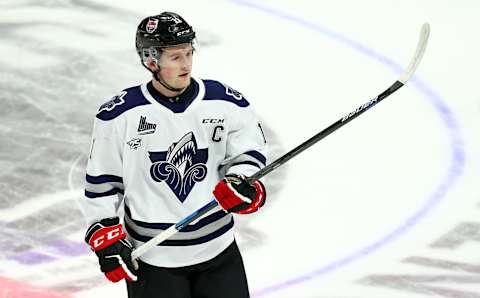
131, 23, 430, 261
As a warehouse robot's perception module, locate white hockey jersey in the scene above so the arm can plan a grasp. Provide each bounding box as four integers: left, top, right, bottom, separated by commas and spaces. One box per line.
79, 77, 268, 267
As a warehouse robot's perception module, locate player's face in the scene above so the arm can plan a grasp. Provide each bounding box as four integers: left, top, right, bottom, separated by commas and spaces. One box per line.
157, 43, 193, 90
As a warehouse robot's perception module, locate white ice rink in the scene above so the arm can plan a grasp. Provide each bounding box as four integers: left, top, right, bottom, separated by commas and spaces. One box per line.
1, 0, 479, 297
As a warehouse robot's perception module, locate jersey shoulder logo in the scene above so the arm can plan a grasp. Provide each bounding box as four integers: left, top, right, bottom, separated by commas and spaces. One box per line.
149, 132, 208, 203
203, 80, 250, 107
222, 83, 243, 100
98, 91, 127, 113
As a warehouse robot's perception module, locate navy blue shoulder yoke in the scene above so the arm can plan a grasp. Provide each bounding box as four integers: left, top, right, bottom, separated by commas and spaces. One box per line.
96, 85, 150, 121
202, 79, 250, 108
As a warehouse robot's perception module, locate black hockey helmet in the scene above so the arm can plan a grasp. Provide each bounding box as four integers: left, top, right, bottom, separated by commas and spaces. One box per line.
135, 12, 196, 67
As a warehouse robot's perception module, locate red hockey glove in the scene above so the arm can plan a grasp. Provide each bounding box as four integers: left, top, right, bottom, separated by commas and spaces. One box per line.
85, 217, 137, 283
213, 174, 266, 214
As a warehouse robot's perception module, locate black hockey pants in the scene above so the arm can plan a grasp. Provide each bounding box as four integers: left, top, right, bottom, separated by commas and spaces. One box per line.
126, 241, 250, 298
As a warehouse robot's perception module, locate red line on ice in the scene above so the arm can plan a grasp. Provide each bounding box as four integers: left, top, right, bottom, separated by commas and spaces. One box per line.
0, 276, 74, 298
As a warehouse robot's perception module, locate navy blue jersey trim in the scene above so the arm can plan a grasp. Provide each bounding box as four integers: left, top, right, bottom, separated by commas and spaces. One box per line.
125, 218, 234, 246
86, 174, 123, 184
146, 80, 199, 113
244, 150, 267, 165
124, 204, 228, 232
203, 80, 250, 107
96, 86, 151, 121
85, 188, 124, 199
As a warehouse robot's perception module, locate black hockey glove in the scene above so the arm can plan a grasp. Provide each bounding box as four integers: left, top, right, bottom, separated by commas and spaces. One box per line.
213, 174, 266, 214
85, 217, 137, 283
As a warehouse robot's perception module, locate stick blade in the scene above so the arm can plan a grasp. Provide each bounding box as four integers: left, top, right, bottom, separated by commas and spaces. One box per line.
398, 22, 430, 84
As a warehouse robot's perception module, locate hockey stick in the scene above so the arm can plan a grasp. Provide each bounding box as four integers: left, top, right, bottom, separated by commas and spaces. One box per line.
131, 23, 430, 262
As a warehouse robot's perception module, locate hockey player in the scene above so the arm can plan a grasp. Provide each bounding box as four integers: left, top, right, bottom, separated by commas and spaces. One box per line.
80, 12, 267, 298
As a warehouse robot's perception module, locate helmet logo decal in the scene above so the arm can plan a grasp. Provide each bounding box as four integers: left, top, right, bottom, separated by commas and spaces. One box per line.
146, 18, 159, 33
160, 14, 183, 33
160, 14, 182, 24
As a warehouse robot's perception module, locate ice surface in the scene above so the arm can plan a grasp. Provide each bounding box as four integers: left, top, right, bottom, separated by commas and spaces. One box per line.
1, 0, 479, 297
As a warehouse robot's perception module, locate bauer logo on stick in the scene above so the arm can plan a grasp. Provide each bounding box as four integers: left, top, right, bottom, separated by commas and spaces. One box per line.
341, 97, 379, 122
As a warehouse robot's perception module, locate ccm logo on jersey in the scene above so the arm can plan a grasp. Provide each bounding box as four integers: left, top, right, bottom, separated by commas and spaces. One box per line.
202, 118, 224, 124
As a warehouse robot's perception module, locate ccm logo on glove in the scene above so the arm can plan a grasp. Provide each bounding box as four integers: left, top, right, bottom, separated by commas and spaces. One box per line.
90, 226, 124, 250
85, 217, 137, 283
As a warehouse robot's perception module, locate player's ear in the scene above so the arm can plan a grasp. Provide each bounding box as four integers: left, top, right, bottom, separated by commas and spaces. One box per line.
147, 60, 158, 72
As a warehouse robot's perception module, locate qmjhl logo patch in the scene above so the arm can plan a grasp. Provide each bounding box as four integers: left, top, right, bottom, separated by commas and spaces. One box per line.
138, 116, 157, 135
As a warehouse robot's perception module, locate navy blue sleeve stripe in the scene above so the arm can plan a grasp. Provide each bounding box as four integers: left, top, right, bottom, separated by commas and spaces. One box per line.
229, 161, 262, 169
125, 219, 234, 246
245, 150, 267, 165
86, 174, 123, 184
124, 204, 227, 232
85, 188, 124, 199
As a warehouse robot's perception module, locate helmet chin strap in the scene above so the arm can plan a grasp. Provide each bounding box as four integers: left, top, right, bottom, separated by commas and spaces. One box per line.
153, 70, 185, 93
141, 56, 186, 94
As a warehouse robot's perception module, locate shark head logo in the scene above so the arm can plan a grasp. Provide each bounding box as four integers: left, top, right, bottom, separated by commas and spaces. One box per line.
149, 132, 208, 202
166, 132, 197, 175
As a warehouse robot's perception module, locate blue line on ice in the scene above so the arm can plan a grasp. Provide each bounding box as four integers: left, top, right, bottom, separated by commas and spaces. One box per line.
227, 0, 466, 296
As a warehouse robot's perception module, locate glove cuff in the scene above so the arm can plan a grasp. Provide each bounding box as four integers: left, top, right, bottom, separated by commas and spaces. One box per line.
235, 179, 266, 214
